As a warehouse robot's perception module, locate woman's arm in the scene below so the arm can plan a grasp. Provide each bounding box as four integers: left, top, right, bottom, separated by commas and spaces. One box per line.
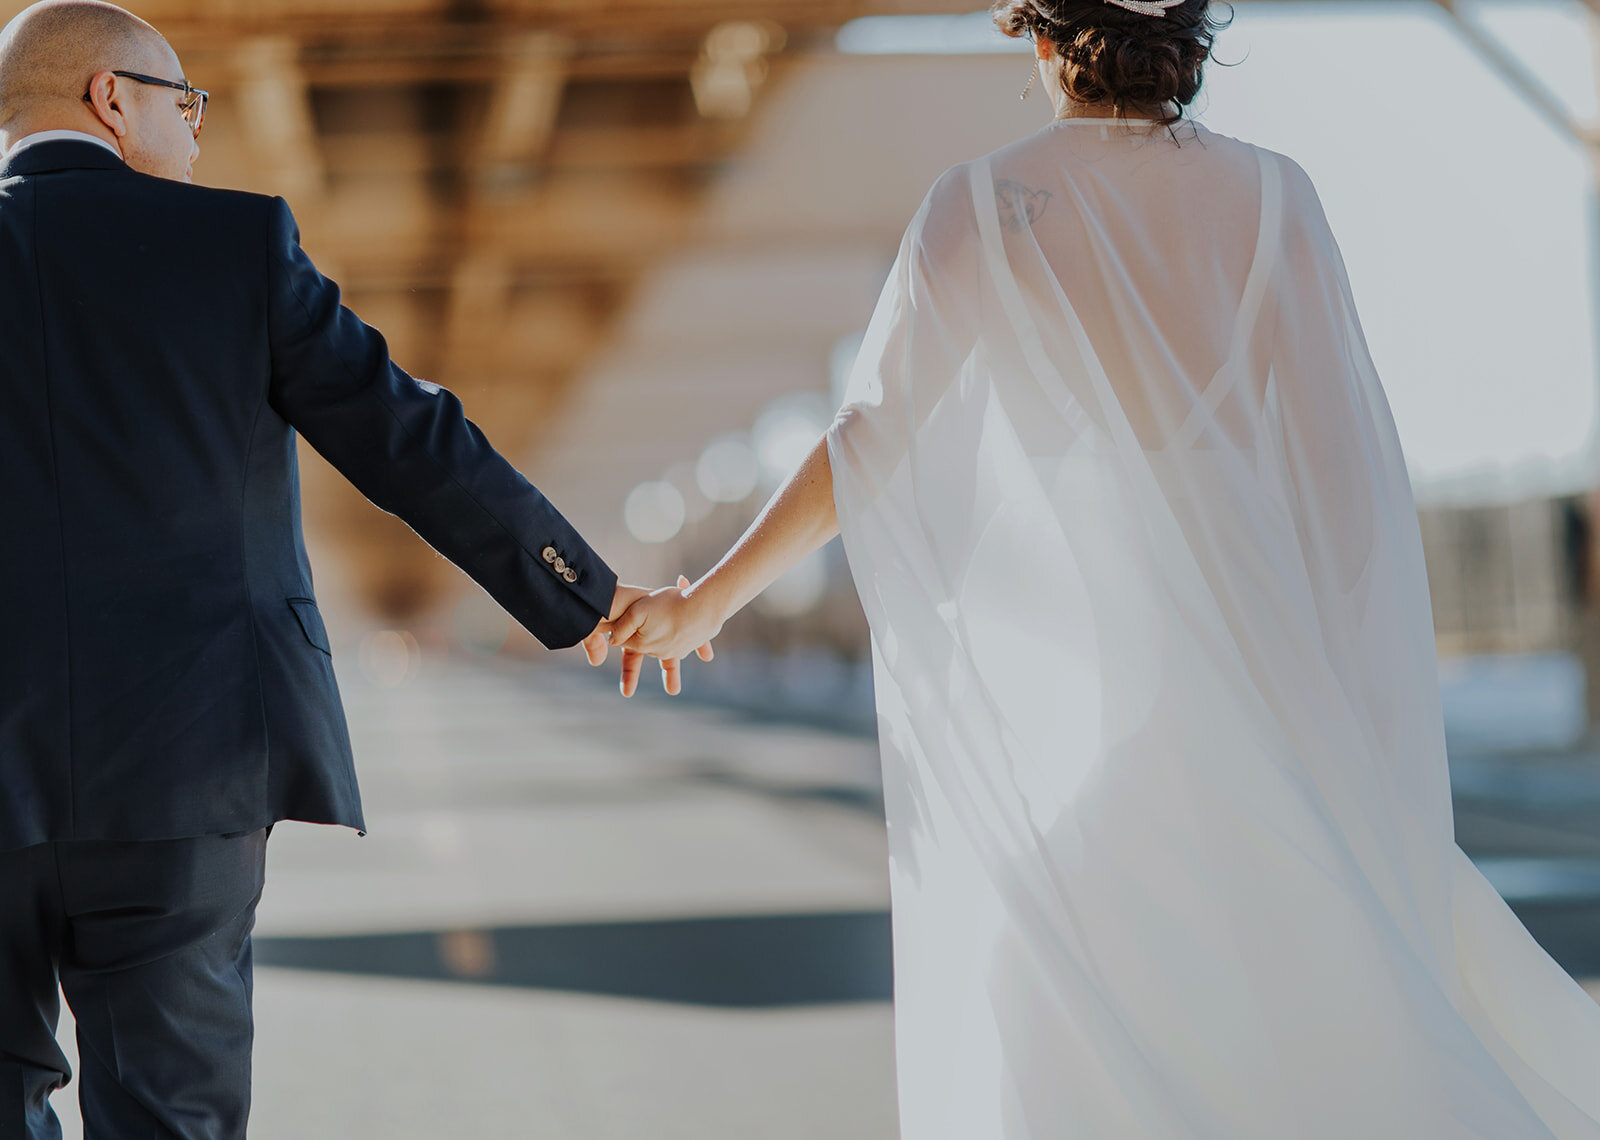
609, 164, 980, 684
608, 431, 839, 674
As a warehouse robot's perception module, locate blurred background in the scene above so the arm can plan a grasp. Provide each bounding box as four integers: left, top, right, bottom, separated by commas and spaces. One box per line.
16, 0, 1600, 1134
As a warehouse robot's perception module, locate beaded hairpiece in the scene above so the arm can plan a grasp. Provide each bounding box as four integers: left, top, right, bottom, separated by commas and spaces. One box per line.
1103, 0, 1185, 14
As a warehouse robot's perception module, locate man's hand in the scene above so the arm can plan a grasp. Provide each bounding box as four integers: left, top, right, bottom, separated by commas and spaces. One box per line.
583, 578, 714, 697
581, 584, 648, 667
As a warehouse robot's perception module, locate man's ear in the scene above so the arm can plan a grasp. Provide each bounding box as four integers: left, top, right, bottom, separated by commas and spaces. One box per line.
84, 70, 130, 139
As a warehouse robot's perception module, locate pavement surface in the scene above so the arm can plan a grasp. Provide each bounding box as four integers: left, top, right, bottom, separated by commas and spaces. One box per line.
43, 651, 1600, 1139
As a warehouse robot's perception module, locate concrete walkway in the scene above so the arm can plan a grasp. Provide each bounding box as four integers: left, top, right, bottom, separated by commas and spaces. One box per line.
46, 650, 1600, 1138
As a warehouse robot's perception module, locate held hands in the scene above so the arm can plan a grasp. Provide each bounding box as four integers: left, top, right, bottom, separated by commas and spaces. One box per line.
582, 577, 716, 697
608, 579, 727, 667
583, 431, 833, 695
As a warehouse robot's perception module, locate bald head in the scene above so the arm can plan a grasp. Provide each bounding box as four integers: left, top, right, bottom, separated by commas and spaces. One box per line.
0, 1, 169, 129
0, 1, 199, 181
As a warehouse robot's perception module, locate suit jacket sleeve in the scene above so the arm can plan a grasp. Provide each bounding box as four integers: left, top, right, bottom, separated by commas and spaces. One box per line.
263, 195, 617, 650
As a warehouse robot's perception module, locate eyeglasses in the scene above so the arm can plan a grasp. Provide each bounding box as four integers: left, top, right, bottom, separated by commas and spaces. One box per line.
81, 70, 209, 138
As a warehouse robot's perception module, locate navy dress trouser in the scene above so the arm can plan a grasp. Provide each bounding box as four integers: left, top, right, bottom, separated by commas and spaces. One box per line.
0, 829, 269, 1140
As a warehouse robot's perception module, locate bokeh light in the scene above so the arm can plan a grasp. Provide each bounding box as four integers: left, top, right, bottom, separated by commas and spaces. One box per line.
624, 480, 688, 544
358, 629, 421, 687
752, 393, 831, 488
664, 459, 715, 525
696, 433, 761, 503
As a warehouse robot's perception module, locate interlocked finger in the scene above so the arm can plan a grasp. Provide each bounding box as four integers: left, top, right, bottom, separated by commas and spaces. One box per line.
609, 606, 647, 650
620, 647, 645, 697
583, 624, 611, 666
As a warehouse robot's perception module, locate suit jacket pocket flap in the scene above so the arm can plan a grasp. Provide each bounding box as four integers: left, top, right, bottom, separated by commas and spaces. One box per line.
286, 598, 331, 655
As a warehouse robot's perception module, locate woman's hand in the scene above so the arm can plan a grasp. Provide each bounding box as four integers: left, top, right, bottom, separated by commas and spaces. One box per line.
584, 579, 714, 697
609, 580, 727, 672
601, 431, 840, 697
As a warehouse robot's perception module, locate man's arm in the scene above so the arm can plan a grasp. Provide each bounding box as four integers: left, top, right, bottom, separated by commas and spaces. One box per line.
263, 195, 616, 650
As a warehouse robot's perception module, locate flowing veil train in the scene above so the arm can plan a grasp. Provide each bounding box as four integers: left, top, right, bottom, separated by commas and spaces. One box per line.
824, 114, 1600, 1137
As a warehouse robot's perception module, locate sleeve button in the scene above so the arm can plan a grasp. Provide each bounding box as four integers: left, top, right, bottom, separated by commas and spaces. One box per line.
563, 569, 578, 584
553, 557, 567, 574
542, 546, 558, 564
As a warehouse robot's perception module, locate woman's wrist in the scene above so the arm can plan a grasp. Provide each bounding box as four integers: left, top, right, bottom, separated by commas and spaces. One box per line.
687, 568, 738, 632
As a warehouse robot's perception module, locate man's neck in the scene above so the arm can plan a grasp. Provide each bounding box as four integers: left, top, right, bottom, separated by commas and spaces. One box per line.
1, 119, 120, 154
2, 125, 123, 160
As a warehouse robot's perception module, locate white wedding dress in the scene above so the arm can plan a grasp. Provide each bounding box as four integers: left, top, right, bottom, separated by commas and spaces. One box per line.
824, 115, 1600, 1138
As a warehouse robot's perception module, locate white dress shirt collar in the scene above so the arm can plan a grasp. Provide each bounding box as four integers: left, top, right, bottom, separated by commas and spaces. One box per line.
5, 129, 124, 161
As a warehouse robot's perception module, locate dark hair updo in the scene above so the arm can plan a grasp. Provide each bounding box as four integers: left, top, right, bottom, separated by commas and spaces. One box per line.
992, 0, 1233, 134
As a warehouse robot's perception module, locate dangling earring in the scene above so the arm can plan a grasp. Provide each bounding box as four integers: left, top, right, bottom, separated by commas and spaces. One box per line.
1020, 59, 1039, 102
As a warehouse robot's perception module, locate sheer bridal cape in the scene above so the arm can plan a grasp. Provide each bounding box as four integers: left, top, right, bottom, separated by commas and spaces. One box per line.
824, 115, 1600, 1138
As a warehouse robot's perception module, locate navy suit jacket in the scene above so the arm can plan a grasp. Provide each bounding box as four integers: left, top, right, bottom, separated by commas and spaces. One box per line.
0, 139, 618, 853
